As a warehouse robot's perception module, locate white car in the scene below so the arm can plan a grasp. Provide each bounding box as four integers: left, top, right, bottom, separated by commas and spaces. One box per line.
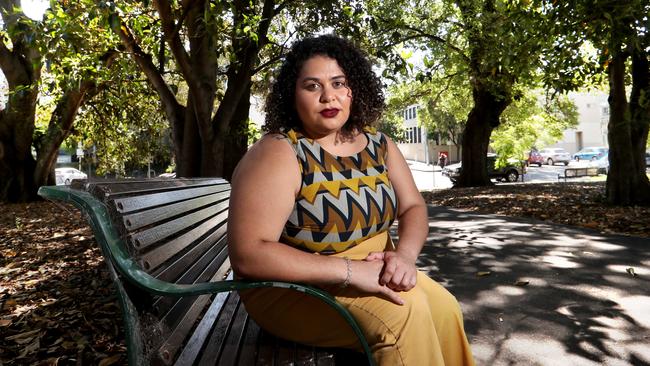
539, 147, 571, 166
588, 153, 609, 174
55, 167, 87, 185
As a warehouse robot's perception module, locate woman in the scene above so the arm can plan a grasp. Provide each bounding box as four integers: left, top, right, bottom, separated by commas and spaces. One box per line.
228, 34, 474, 365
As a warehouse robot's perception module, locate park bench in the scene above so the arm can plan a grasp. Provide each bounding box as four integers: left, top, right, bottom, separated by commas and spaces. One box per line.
38, 178, 373, 366
558, 167, 600, 181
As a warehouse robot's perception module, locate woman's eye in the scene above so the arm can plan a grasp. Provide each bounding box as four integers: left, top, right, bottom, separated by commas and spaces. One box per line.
305, 83, 321, 91
333, 81, 346, 88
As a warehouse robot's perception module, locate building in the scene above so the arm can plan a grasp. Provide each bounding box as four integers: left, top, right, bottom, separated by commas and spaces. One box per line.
396, 104, 461, 165
550, 91, 609, 154
397, 91, 610, 165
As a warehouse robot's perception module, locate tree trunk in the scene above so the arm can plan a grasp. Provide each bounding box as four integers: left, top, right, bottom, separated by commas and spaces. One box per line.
223, 83, 252, 178
456, 86, 510, 187
605, 48, 650, 205
0, 3, 41, 202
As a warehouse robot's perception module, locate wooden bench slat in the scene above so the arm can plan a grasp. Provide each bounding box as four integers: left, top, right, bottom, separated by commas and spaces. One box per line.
255, 326, 275, 366
113, 183, 230, 213
140, 211, 228, 272
276, 338, 296, 365
237, 317, 261, 366
198, 292, 241, 365
153, 252, 230, 319
156, 261, 231, 365
218, 300, 250, 366
80, 178, 227, 202
152, 231, 228, 284
130, 202, 228, 250
123, 191, 230, 231
173, 290, 231, 366
295, 345, 317, 365
154, 293, 213, 364
316, 351, 336, 366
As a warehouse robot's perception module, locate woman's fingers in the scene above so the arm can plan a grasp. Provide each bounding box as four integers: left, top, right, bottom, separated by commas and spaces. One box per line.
365, 252, 385, 261
380, 259, 397, 285
379, 285, 404, 305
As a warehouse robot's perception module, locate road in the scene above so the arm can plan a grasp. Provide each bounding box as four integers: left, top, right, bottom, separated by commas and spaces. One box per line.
407, 160, 606, 191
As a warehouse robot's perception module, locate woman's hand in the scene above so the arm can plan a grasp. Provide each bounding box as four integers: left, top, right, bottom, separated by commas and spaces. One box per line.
349, 260, 405, 305
365, 251, 418, 292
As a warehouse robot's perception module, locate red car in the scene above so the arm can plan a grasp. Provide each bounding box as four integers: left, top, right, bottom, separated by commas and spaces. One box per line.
527, 150, 544, 167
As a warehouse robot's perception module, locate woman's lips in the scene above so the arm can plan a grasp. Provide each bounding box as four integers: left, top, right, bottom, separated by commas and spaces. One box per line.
320, 109, 339, 118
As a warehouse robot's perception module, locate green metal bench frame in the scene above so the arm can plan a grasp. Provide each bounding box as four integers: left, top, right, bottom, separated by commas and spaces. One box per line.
38, 179, 374, 365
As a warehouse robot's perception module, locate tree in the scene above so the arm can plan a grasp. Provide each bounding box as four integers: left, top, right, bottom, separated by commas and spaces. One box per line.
0, 0, 42, 201
104, 0, 357, 180
367, 0, 552, 187
491, 91, 578, 165
0, 0, 123, 202
545, 0, 650, 205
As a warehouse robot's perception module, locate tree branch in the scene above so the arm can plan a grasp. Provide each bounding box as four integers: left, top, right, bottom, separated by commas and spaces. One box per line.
108, 11, 182, 119
154, 0, 203, 100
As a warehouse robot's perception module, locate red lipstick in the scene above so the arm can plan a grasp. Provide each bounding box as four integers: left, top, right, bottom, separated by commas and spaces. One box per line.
320, 109, 339, 118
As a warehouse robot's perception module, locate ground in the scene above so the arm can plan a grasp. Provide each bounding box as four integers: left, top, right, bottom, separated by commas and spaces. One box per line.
422, 182, 650, 239
0, 182, 648, 364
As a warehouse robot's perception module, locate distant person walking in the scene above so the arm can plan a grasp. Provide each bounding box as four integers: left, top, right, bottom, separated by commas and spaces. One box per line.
438, 152, 447, 168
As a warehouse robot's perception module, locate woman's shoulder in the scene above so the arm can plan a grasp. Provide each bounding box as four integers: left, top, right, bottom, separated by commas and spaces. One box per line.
232, 133, 299, 182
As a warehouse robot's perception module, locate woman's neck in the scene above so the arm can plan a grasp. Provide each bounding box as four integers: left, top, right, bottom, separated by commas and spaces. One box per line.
310, 129, 367, 157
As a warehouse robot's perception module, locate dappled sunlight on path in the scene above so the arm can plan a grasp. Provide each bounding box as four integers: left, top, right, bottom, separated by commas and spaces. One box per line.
394, 206, 650, 365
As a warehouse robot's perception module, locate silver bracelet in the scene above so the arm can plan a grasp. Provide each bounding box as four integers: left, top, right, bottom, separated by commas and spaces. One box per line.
340, 256, 351, 288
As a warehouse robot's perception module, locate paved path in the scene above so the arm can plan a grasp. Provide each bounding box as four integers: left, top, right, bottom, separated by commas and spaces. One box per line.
401, 206, 650, 366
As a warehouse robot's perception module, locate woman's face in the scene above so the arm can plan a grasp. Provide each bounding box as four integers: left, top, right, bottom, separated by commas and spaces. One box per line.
294, 55, 352, 138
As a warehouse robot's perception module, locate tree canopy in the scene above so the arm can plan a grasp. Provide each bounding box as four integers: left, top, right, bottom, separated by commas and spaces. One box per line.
0, 0, 648, 207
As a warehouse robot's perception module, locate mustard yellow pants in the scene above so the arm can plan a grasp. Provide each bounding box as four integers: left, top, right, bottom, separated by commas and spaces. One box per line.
240, 231, 475, 366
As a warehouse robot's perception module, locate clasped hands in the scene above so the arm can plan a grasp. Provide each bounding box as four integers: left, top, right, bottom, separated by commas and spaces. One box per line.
347, 250, 417, 306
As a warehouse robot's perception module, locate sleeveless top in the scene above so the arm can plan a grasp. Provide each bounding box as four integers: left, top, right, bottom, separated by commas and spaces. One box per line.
280, 127, 398, 254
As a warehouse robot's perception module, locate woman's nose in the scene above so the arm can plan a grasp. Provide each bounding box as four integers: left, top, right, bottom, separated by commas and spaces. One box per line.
320, 89, 335, 103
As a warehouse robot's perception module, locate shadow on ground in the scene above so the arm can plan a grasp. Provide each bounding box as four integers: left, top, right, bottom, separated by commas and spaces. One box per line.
397, 206, 650, 366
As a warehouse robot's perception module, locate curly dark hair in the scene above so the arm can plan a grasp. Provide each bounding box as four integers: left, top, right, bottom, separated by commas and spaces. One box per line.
263, 34, 385, 135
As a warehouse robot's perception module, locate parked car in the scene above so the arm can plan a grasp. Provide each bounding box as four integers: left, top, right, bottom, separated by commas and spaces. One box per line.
539, 147, 571, 166
588, 151, 650, 174
442, 154, 525, 183
573, 147, 608, 161
55, 167, 87, 185
526, 150, 544, 167
588, 152, 609, 174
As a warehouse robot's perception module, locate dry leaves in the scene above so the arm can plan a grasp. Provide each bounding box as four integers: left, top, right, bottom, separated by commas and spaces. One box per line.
0, 201, 126, 365
422, 182, 650, 238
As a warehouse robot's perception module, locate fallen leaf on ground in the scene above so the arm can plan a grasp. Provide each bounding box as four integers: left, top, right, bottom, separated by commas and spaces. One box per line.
626, 267, 637, 277
6, 329, 40, 341
476, 271, 491, 277
515, 280, 530, 286
98, 354, 122, 366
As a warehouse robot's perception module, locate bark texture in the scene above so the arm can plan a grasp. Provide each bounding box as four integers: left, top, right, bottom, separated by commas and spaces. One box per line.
0, 0, 41, 202
605, 46, 650, 206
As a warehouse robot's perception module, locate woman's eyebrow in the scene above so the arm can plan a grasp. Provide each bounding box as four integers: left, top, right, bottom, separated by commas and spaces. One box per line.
300, 75, 346, 83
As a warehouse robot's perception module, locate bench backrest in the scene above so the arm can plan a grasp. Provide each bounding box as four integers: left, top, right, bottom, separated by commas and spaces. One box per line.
40, 178, 373, 366
79, 178, 232, 364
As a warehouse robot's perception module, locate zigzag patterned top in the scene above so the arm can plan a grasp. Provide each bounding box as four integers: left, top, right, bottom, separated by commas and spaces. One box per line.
280, 127, 398, 254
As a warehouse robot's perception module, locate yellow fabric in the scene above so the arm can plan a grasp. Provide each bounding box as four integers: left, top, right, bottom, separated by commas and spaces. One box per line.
240, 232, 475, 366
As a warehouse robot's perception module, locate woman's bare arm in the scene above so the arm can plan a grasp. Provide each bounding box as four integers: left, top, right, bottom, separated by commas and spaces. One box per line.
366, 136, 428, 292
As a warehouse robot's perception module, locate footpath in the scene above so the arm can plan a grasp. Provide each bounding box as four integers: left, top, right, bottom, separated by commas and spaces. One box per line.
411, 206, 650, 365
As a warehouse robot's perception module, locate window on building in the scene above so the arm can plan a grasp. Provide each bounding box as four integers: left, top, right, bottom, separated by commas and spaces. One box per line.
602, 106, 609, 115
